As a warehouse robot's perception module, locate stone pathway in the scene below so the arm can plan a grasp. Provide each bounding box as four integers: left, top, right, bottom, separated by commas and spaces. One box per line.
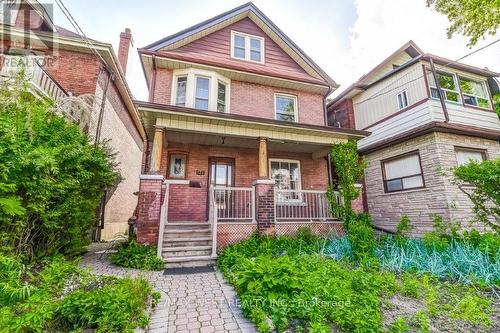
80, 245, 256, 333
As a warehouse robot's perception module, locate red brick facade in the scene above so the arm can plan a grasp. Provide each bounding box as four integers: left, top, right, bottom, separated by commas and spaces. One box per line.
136, 177, 163, 244
327, 98, 355, 129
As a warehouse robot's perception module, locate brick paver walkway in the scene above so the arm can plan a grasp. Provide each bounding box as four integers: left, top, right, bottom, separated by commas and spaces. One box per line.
80, 246, 256, 333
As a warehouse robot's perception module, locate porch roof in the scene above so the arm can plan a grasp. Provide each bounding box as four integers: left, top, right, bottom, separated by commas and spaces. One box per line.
135, 101, 369, 154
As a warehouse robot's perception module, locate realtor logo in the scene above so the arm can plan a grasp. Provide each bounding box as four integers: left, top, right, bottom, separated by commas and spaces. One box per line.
1, 0, 58, 67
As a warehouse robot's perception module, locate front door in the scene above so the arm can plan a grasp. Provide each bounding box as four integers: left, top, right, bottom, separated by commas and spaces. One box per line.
208, 158, 235, 217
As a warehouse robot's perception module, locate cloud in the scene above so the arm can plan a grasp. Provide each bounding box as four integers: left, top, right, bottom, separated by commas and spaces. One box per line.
330, 0, 500, 97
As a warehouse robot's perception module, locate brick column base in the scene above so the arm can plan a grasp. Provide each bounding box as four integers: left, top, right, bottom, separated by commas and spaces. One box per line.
136, 175, 164, 244
253, 179, 276, 236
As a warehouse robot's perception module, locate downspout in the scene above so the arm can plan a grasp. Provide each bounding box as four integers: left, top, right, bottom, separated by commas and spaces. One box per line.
149, 55, 157, 103
94, 66, 113, 147
430, 58, 450, 123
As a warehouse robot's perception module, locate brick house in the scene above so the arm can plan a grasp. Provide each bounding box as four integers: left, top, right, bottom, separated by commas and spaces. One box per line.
328, 41, 500, 234
135, 3, 368, 265
0, 0, 146, 240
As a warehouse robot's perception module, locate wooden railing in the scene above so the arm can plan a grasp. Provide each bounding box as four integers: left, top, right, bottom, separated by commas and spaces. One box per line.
0, 55, 68, 101
209, 185, 256, 256
274, 189, 341, 222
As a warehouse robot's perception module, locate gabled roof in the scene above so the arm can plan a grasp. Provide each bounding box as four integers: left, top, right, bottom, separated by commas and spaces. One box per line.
328, 40, 500, 108
142, 2, 337, 89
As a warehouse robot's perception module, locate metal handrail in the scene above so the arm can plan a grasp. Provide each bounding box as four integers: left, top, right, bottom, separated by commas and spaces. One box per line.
209, 185, 217, 257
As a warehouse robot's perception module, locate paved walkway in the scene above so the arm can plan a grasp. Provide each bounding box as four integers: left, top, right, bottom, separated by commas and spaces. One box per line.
80, 245, 256, 333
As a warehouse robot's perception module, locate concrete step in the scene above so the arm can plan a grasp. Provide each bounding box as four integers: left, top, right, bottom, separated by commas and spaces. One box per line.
164, 229, 211, 235
162, 247, 212, 257
164, 255, 216, 267
164, 222, 210, 229
163, 237, 212, 247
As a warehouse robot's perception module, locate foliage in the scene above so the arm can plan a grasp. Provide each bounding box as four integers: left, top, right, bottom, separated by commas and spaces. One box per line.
345, 213, 377, 264
494, 93, 500, 118
453, 158, 500, 232
219, 231, 496, 332
426, 0, 500, 46
396, 215, 412, 238
110, 240, 164, 271
328, 141, 366, 220
0, 78, 119, 259
0, 254, 153, 332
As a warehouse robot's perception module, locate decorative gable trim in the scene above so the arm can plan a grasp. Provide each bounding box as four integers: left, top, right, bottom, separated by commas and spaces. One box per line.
142, 2, 337, 88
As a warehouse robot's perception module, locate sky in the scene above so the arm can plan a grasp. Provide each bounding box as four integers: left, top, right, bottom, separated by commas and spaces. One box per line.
51, 0, 500, 101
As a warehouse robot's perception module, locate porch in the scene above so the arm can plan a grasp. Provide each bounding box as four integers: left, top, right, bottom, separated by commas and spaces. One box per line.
134, 102, 367, 264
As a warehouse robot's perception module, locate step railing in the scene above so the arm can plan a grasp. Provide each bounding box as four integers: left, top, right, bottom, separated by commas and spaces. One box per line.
156, 182, 169, 257
274, 189, 341, 222
209, 185, 255, 256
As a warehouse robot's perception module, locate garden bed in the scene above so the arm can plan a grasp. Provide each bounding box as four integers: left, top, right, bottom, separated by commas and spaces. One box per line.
0, 255, 159, 332
217, 228, 500, 333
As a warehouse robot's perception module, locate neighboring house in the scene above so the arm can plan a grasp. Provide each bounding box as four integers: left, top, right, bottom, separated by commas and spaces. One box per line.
328, 41, 500, 234
0, 0, 146, 240
135, 2, 368, 265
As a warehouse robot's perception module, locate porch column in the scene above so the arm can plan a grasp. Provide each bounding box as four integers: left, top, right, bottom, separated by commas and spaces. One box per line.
150, 126, 164, 173
258, 137, 268, 178
253, 179, 276, 236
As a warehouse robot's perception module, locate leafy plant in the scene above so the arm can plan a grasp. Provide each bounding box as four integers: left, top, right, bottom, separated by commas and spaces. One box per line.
0, 78, 119, 259
453, 158, 500, 232
346, 214, 377, 264
426, 0, 500, 46
328, 141, 366, 220
396, 215, 412, 237
110, 240, 164, 271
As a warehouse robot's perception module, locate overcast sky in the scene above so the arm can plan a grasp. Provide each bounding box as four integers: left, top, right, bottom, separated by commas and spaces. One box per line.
53, 0, 500, 100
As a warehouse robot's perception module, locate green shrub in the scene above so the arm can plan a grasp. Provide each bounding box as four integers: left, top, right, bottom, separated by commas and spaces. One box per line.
0, 255, 154, 332
346, 214, 377, 263
0, 79, 119, 259
56, 276, 151, 332
453, 158, 500, 232
110, 240, 164, 271
396, 215, 412, 237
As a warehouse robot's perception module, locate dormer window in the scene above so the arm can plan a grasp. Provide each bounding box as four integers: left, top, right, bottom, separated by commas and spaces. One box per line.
231, 31, 265, 63
171, 69, 230, 112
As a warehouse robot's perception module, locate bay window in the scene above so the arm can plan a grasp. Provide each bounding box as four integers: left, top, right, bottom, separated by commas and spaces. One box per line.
427, 70, 460, 103
195, 76, 210, 110
270, 159, 301, 201
175, 76, 187, 106
171, 69, 230, 112
459, 77, 491, 108
231, 31, 265, 63
382, 152, 424, 193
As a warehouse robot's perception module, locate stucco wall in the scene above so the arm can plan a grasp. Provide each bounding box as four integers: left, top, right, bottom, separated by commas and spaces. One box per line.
364, 132, 500, 235
92, 81, 143, 240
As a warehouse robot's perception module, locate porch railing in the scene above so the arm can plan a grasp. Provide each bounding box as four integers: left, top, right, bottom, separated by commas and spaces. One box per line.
209, 185, 255, 257
274, 189, 341, 222
0, 55, 68, 101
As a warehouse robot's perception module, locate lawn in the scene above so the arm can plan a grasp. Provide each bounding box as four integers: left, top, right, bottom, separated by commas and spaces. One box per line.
217, 225, 500, 333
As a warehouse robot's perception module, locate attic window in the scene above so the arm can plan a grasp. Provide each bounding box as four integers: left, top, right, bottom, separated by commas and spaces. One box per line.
231, 31, 265, 64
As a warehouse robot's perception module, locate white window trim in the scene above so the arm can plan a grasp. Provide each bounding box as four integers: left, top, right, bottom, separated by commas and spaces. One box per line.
397, 90, 408, 110
269, 158, 302, 204
458, 76, 492, 109
455, 147, 487, 166
230, 30, 265, 64
170, 68, 231, 112
428, 70, 462, 104
274, 93, 299, 123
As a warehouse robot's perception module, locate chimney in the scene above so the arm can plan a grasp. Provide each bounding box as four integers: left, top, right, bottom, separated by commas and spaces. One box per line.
118, 28, 133, 75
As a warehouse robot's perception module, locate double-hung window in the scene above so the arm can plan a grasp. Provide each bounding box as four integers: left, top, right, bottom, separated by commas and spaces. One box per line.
427, 70, 460, 103
455, 147, 486, 166
459, 77, 491, 108
275, 94, 297, 122
175, 76, 187, 106
231, 31, 264, 63
270, 159, 301, 202
195, 76, 210, 110
397, 90, 408, 110
382, 152, 424, 193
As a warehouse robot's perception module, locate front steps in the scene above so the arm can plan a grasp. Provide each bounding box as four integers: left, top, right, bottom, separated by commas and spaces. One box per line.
162, 222, 216, 267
